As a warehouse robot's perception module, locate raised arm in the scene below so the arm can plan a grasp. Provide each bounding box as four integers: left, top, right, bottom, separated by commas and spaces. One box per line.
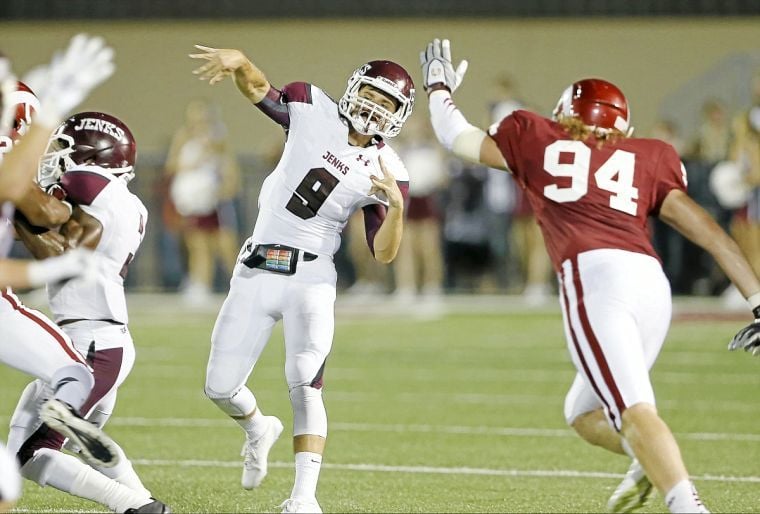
420, 38, 508, 171
190, 45, 271, 104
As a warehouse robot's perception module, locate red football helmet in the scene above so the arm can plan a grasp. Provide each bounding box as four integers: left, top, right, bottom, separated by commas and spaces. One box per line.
0, 81, 40, 156
552, 78, 633, 136
38, 111, 137, 187
338, 60, 415, 138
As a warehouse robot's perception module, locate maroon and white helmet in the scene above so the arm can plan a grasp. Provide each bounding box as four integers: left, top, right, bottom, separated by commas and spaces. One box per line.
0, 81, 40, 157
338, 60, 415, 138
552, 78, 633, 136
39, 111, 136, 187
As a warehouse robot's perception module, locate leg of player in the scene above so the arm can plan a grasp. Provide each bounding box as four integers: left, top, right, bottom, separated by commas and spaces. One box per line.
0, 441, 21, 513
279, 275, 335, 514
7, 380, 169, 513
79, 391, 152, 498
621, 404, 708, 514
565, 377, 652, 513
560, 251, 707, 514
204, 271, 283, 489
0, 296, 118, 467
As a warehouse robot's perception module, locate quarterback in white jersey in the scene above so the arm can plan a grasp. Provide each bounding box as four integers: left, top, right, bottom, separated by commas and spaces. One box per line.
10, 112, 170, 514
192, 45, 413, 513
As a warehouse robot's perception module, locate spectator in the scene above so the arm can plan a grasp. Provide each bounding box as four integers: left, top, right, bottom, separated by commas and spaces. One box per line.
728, 70, 760, 282
392, 116, 447, 303
165, 98, 242, 305
488, 75, 553, 303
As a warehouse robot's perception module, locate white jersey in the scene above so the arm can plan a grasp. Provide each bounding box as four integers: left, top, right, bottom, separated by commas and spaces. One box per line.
48, 166, 147, 324
251, 82, 409, 257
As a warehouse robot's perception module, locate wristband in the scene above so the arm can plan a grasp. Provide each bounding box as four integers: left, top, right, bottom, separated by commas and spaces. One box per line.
748, 292, 760, 319
26, 258, 58, 287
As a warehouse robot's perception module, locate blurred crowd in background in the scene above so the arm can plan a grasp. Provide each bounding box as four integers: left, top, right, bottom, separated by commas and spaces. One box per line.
16, 68, 759, 309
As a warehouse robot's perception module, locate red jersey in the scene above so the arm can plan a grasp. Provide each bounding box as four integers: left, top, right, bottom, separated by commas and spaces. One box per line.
489, 110, 686, 271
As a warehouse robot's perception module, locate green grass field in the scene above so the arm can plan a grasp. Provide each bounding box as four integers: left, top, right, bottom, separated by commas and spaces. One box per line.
2, 296, 759, 513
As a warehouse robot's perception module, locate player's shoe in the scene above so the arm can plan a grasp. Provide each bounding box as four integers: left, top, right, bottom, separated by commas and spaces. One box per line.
607, 459, 653, 513
39, 399, 119, 468
279, 498, 322, 513
125, 498, 172, 513
241, 415, 284, 489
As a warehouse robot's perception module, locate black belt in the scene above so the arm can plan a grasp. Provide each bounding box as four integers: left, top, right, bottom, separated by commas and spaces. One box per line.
241, 243, 317, 275
58, 318, 124, 327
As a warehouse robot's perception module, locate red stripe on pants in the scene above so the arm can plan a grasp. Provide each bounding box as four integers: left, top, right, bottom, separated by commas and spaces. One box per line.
569, 257, 627, 416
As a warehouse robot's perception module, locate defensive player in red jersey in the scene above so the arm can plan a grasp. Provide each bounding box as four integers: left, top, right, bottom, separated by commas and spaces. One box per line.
420, 39, 760, 514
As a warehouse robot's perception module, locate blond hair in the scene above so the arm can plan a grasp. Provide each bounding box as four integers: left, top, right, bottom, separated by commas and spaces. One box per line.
556, 116, 624, 147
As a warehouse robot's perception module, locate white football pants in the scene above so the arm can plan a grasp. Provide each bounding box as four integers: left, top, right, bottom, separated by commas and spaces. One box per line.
0, 289, 88, 382
560, 249, 672, 431
206, 256, 337, 398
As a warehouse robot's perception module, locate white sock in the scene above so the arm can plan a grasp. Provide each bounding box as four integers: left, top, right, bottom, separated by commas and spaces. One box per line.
665, 479, 709, 513
22, 450, 152, 512
290, 452, 322, 501
95, 442, 152, 497
236, 406, 267, 440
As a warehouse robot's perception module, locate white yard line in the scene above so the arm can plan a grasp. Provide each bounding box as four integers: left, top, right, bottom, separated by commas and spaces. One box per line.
130, 458, 760, 483
104, 417, 760, 442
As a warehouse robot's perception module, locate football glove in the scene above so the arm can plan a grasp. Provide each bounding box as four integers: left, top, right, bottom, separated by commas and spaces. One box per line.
728, 305, 760, 356
35, 34, 115, 126
26, 247, 102, 287
419, 38, 468, 93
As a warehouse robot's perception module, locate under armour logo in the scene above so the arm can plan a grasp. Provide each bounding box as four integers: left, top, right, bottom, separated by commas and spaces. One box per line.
356, 154, 370, 166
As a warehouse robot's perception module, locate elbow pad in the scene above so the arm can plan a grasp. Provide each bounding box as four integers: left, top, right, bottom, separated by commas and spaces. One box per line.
428, 90, 486, 163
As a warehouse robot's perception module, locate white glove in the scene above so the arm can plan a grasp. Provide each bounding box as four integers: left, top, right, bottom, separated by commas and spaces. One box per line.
419, 38, 469, 93
26, 247, 101, 287
34, 34, 115, 127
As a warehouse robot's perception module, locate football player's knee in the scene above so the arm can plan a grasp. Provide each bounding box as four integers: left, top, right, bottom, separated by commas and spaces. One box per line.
19, 448, 58, 486
289, 385, 327, 438
204, 385, 257, 418
285, 353, 327, 390
50, 363, 94, 411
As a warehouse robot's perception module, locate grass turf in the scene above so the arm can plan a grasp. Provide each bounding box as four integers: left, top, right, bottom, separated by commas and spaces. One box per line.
1, 299, 759, 512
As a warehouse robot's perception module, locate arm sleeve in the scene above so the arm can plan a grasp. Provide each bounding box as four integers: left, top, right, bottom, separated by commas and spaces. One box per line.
255, 82, 314, 129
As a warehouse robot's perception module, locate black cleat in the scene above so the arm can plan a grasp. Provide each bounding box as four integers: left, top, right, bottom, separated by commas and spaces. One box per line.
124, 499, 172, 513
39, 399, 119, 468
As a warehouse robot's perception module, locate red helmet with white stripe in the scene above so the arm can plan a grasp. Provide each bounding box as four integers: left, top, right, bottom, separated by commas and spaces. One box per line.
552, 78, 633, 136
0, 81, 40, 156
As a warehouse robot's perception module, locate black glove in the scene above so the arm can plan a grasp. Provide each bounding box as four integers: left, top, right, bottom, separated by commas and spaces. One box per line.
728, 305, 760, 356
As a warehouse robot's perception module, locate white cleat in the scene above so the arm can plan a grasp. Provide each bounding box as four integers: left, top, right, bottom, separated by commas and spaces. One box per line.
40, 399, 119, 468
241, 415, 284, 489
607, 459, 653, 513
280, 498, 322, 513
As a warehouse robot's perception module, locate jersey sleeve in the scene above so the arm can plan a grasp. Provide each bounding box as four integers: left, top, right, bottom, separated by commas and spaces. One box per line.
651, 143, 688, 214
60, 170, 111, 206
60, 170, 113, 234
256, 82, 314, 129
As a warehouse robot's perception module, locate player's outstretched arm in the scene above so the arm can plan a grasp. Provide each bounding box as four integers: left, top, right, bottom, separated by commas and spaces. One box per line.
0, 248, 99, 289
190, 45, 270, 104
419, 38, 507, 170
659, 189, 760, 355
